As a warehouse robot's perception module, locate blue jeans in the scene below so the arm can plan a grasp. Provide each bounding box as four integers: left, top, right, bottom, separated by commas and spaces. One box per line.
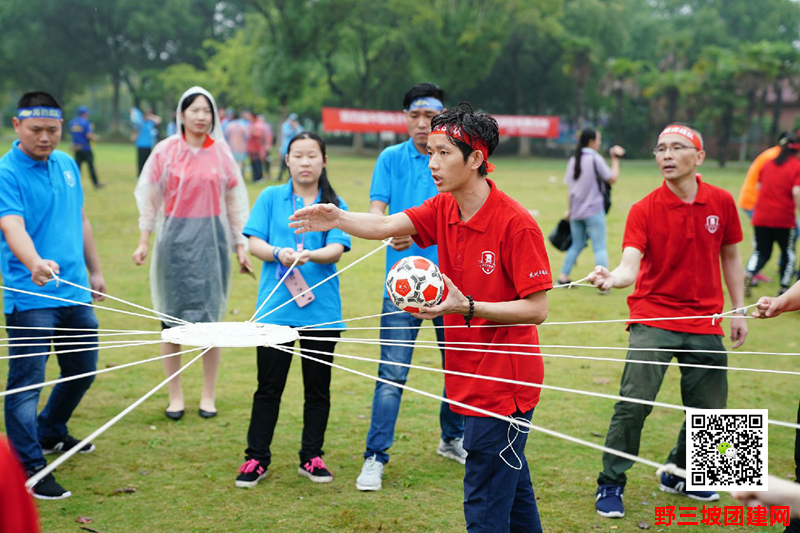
364, 298, 465, 464
463, 408, 541, 533
560, 210, 608, 277
4, 306, 98, 470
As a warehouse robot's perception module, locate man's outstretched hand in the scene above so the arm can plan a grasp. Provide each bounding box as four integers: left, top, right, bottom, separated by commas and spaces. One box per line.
289, 204, 341, 234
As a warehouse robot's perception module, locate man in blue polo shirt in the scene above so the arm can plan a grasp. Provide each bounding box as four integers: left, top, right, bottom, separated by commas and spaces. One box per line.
68, 105, 104, 189
0, 91, 107, 500
356, 83, 465, 492
131, 106, 161, 175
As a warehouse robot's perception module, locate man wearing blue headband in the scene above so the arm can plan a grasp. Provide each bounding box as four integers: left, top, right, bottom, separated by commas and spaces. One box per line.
69, 105, 104, 189
357, 82, 466, 492
0, 91, 107, 500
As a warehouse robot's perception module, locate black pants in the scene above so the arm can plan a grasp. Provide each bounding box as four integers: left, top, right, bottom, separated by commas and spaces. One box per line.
137, 147, 152, 176
746, 226, 797, 288
74, 149, 100, 187
249, 152, 263, 183
244, 329, 340, 466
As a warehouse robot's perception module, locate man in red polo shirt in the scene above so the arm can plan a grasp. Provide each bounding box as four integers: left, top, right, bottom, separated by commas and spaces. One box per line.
291, 102, 551, 533
588, 124, 748, 519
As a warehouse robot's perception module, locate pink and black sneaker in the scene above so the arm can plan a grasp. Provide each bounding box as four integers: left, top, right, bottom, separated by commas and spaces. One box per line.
235, 458, 268, 488
298, 456, 333, 483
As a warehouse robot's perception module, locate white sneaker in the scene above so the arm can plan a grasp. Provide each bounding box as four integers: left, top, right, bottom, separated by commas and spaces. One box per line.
355, 455, 384, 491
437, 437, 467, 465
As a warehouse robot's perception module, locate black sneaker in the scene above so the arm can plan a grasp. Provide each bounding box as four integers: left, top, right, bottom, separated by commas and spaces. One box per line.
40, 434, 96, 455
27, 465, 72, 500
298, 456, 333, 483
235, 459, 268, 488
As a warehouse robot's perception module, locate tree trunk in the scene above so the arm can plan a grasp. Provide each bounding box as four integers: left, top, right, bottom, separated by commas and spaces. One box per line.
718, 105, 734, 168
352, 133, 365, 155
738, 90, 756, 162
614, 85, 623, 144
666, 89, 678, 124
771, 78, 783, 142
756, 88, 768, 148
576, 83, 585, 130
111, 70, 121, 134
518, 136, 531, 156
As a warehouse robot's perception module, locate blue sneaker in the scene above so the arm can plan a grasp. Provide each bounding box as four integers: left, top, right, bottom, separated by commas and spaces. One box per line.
659, 472, 719, 501
595, 484, 625, 518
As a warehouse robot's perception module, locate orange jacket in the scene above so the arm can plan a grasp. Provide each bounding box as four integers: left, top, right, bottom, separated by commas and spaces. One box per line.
738, 145, 781, 210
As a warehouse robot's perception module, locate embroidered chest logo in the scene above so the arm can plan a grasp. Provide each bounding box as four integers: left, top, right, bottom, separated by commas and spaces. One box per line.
705, 215, 720, 234
63, 170, 75, 187
479, 251, 496, 274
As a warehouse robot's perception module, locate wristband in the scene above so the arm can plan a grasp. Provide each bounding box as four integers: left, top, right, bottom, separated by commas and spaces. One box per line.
272, 247, 283, 262
464, 295, 474, 328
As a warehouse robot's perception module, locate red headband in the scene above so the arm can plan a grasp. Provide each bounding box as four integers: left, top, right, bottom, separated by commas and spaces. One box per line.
658, 125, 703, 151
430, 124, 494, 173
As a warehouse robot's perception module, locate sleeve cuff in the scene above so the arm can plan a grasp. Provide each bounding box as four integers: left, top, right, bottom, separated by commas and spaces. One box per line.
519, 282, 553, 299
370, 194, 389, 203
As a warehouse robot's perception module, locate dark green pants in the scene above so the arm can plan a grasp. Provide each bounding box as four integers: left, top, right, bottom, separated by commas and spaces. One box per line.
597, 324, 727, 487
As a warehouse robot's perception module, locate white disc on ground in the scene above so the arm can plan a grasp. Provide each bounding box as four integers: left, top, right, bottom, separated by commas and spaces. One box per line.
161, 322, 299, 348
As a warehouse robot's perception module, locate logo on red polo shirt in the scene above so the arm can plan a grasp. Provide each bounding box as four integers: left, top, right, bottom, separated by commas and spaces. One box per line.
479, 251, 496, 274
705, 215, 720, 234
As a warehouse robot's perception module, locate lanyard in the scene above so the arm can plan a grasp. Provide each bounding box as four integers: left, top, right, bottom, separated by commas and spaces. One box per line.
291, 190, 313, 252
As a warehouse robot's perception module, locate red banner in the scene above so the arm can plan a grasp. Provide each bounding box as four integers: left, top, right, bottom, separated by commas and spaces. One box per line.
322, 107, 559, 138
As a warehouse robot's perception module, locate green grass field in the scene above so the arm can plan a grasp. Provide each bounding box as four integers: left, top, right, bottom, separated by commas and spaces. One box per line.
1, 141, 797, 532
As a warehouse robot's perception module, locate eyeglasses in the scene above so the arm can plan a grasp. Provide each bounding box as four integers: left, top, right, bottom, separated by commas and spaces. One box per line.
652, 144, 696, 156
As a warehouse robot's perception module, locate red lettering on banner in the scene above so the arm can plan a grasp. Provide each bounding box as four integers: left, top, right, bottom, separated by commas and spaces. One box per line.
677, 506, 699, 526
746, 506, 769, 526
771, 506, 791, 526
321, 107, 560, 138
654, 506, 675, 526
724, 506, 745, 526
700, 504, 723, 526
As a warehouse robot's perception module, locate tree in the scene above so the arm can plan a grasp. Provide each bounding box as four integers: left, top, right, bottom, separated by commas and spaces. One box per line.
600, 58, 644, 144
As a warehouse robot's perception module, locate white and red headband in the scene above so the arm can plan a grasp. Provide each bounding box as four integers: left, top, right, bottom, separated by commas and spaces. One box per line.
429, 124, 494, 173
658, 124, 703, 151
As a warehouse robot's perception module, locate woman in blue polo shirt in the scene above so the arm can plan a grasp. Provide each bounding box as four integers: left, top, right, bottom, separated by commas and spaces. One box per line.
236, 131, 350, 489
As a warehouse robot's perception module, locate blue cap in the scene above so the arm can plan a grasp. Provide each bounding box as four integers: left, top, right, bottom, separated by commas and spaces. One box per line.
77, 105, 90, 115
288, 113, 298, 121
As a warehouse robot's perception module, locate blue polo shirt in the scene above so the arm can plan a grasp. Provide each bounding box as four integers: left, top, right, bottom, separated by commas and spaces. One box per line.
369, 138, 439, 297
0, 142, 90, 313
134, 119, 156, 149
68, 116, 92, 151
243, 180, 351, 328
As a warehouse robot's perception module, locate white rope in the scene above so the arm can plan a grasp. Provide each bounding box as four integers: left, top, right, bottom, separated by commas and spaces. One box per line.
0, 331, 161, 343
25, 346, 212, 488
45, 270, 189, 325
286, 342, 800, 430
0, 340, 163, 361
329, 337, 800, 358
247, 255, 300, 322
312, 308, 755, 331
298, 309, 405, 330
274, 344, 686, 479
299, 336, 800, 377
551, 275, 592, 289
0, 284, 182, 325
1, 346, 206, 397
0, 339, 163, 349
254, 239, 392, 323
0, 326, 156, 333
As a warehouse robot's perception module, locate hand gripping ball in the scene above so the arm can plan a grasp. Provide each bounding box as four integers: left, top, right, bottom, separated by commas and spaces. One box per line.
386, 256, 444, 313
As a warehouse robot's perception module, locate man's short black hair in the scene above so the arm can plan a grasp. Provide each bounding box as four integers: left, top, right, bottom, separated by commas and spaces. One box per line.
17, 91, 61, 110
402, 82, 445, 110
430, 102, 499, 176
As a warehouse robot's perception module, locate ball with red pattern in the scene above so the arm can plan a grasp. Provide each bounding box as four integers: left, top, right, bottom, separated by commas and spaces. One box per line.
385, 256, 444, 313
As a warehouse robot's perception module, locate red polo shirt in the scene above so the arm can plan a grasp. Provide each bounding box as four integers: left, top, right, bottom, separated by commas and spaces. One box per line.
405, 179, 552, 417
624, 176, 742, 335
752, 157, 800, 228
0, 437, 40, 533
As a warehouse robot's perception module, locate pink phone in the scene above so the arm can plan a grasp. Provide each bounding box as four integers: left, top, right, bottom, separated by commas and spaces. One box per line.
285, 269, 315, 307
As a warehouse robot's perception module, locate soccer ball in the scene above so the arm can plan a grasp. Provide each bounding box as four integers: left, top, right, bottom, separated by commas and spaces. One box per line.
386, 256, 444, 313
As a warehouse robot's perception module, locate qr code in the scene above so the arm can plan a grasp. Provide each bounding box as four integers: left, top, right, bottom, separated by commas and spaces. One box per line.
686, 409, 768, 491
